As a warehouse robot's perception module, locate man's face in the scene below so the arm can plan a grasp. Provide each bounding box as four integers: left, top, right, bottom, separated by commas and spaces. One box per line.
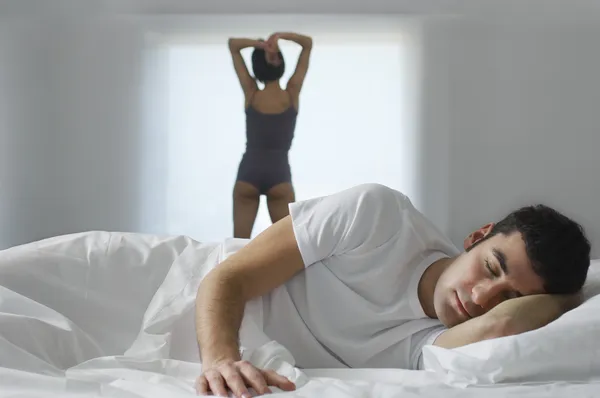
433, 226, 546, 328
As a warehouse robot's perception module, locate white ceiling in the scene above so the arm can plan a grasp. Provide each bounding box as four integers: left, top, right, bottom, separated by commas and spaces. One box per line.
104, 0, 458, 14
1, 0, 599, 18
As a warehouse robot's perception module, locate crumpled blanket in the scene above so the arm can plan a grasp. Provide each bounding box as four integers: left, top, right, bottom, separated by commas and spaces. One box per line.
0, 232, 308, 397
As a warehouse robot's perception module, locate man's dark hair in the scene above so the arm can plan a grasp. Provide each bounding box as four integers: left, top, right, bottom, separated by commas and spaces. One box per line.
251, 48, 285, 83
473, 205, 591, 294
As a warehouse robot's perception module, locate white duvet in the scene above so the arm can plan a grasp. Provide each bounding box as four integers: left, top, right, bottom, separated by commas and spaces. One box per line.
1, 231, 599, 398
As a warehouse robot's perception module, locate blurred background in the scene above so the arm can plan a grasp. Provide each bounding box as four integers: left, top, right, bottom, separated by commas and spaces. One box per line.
1, 0, 599, 257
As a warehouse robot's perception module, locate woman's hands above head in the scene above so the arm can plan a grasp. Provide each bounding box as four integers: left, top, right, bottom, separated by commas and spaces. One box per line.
266, 34, 280, 52
255, 36, 281, 66
264, 34, 281, 66
255, 35, 279, 53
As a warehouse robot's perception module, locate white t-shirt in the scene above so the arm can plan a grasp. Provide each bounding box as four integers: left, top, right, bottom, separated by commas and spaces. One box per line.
261, 183, 460, 370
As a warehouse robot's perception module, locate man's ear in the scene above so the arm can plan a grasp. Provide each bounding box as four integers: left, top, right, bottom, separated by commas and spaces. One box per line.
463, 223, 495, 250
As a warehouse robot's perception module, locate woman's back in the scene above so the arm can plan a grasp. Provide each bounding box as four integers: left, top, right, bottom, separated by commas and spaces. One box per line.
227, 31, 312, 240
245, 89, 298, 152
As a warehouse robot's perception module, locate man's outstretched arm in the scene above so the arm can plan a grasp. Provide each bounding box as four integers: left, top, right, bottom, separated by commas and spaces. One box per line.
195, 216, 304, 397
434, 293, 582, 349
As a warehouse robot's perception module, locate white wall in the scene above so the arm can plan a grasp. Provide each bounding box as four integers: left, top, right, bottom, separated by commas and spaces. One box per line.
0, 15, 419, 248
2, 12, 600, 258
0, 24, 12, 247
430, 18, 600, 256
0, 17, 166, 248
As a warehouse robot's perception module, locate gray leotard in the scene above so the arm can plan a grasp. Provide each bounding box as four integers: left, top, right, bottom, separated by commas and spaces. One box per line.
236, 93, 298, 194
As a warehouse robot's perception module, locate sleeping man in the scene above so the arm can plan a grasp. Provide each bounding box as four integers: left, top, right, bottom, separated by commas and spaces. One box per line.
194, 183, 590, 397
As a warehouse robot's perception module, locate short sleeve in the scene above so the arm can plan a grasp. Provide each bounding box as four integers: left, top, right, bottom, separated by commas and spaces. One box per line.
411, 325, 447, 370
289, 183, 408, 267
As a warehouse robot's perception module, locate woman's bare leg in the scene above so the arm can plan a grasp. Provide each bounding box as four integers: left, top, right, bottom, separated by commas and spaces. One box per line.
233, 181, 260, 238
266, 182, 295, 224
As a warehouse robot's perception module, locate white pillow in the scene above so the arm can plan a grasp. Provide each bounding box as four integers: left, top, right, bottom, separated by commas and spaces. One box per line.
422, 260, 600, 386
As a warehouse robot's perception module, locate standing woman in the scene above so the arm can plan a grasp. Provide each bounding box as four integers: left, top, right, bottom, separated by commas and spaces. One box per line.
228, 32, 312, 238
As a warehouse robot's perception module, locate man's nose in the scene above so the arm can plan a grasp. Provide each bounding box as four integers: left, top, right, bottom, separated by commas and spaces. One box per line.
471, 280, 505, 311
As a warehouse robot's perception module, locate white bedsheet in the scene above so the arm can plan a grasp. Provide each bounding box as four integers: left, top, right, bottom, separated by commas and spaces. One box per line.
0, 231, 598, 398
3, 364, 600, 397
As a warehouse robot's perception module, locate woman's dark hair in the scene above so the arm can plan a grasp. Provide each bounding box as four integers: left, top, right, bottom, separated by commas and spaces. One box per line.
251, 48, 285, 83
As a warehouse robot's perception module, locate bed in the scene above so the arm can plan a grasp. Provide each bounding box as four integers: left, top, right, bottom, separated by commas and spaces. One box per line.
1, 231, 599, 397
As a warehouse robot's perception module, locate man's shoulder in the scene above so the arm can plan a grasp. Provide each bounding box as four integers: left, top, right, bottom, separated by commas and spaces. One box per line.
341, 183, 411, 205
347, 182, 403, 195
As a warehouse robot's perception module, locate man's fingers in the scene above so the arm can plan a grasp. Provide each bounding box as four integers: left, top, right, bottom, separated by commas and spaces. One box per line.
238, 361, 271, 395
263, 369, 296, 391
221, 366, 252, 398
204, 370, 229, 397
199, 363, 294, 398
195, 376, 209, 396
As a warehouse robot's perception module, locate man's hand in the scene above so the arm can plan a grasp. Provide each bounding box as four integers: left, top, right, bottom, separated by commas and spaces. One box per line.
195, 359, 296, 397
